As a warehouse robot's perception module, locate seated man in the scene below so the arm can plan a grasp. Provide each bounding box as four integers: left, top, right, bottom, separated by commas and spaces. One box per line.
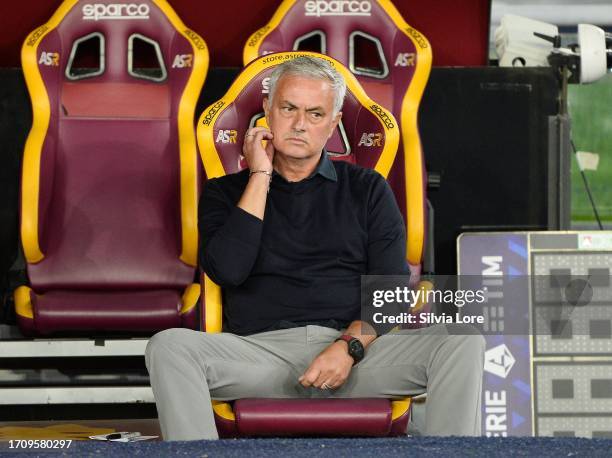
145, 56, 484, 441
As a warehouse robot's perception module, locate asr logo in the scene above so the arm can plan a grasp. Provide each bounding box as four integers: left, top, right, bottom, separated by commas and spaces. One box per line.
39, 52, 59, 66
172, 54, 193, 68
358, 133, 382, 147
215, 130, 237, 144
394, 53, 415, 67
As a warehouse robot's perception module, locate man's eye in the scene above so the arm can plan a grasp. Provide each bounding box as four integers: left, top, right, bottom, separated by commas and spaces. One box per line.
311, 112, 322, 118
282, 106, 294, 112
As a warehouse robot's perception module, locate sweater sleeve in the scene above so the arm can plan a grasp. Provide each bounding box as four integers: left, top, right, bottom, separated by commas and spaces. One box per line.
366, 173, 410, 276
362, 172, 411, 334
198, 178, 263, 287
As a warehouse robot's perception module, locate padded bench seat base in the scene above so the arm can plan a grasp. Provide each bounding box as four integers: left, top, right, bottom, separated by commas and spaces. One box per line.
214, 398, 411, 437
15, 287, 197, 335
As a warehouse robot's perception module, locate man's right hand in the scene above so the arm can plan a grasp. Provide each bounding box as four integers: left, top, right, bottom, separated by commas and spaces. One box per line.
243, 127, 274, 173
236, 128, 275, 221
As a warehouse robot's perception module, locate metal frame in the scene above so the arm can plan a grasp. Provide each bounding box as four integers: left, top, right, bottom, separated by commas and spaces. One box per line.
65, 32, 105, 81
0, 387, 154, 405
292, 30, 327, 54
348, 31, 389, 79
0, 338, 148, 358
0, 338, 151, 406
326, 120, 351, 157
127, 33, 168, 82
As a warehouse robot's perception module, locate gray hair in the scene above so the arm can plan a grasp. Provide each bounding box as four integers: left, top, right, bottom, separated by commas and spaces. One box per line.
267, 56, 347, 116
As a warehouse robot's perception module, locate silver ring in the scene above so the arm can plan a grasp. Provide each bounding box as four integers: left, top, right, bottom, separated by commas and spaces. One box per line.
321, 383, 332, 390
246, 134, 255, 138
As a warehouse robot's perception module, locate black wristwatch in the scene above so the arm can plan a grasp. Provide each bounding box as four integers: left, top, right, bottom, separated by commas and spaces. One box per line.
335, 335, 365, 364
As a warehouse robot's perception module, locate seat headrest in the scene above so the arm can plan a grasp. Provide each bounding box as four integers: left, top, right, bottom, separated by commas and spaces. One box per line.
244, 0, 431, 91
197, 51, 399, 180
23, 0, 208, 85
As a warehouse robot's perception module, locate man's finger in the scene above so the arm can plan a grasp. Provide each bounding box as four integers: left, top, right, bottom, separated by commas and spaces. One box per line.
245, 128, 271, 142
312, 370, 332, 389
299, 367, 320, 387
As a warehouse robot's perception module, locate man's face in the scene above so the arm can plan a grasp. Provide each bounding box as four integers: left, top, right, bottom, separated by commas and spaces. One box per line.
263, 74, 341, 161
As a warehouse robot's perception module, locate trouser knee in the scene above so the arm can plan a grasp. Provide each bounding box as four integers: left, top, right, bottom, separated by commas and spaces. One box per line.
145, 328, 195, 371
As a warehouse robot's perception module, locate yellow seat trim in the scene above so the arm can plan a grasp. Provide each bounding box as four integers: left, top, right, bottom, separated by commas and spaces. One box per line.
411, 280, 434, 313
377, 0, 432, 265
242, 0, 298, 65
204, 274, 223, 333
153, 0, 209, 267
391, 397, 412, 421
20, 0, 79, 263
14, 286, 34, 320
197, 51, 399, 180
212, 400, 235, 421
179, 283, 201, 315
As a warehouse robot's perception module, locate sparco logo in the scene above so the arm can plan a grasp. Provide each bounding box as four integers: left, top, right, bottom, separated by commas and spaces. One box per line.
202, 101, 225, 126
26, 26, 49, 47
82, 3, 150, 21
247, 26, 270, 48
369, 104, 394, 129
405, 27, 428, 49
184, 30, 206, 50
304, 0, 371, 17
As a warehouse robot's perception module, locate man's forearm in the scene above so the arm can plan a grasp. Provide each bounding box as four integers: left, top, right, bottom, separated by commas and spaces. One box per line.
237, 172, 271, 221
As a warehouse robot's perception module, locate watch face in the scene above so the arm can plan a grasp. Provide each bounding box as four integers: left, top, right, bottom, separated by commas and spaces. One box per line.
348, 339, 365, 362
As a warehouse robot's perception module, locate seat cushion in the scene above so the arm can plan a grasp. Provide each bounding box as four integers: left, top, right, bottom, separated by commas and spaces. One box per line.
32, 289, 183, 333
234, 398, 392, 437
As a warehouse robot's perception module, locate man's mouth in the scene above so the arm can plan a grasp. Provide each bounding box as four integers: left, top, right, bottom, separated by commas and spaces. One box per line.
287, 137, 307, 144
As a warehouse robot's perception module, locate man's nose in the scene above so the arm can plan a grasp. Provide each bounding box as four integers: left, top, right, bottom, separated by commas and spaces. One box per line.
292, 110, 306, 131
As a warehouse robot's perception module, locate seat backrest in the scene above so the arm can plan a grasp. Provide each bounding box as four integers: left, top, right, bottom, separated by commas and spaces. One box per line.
197, 51, 399, 331
243, 0, 432, 274
20, 0, 208, 291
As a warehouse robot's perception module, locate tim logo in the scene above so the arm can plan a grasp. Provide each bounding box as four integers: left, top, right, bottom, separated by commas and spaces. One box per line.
304, 0, 371, 17
216, 130, 237, 144
172, 54, 193, 68
261, 77, 271, 94
39, 52, 59, 66
358, 133, 382, 147
394, 53, 415, 67
82, 3, 150, 21
484, 344, 516, 379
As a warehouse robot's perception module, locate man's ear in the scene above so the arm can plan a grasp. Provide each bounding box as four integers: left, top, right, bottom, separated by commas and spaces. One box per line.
328, 111, 342, 139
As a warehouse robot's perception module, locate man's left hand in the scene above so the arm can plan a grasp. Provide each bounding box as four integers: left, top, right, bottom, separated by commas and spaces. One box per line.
299, 341, 353, 390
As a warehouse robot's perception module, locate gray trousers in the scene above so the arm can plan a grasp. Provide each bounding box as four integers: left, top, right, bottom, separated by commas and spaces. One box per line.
145, 324, 485, 441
